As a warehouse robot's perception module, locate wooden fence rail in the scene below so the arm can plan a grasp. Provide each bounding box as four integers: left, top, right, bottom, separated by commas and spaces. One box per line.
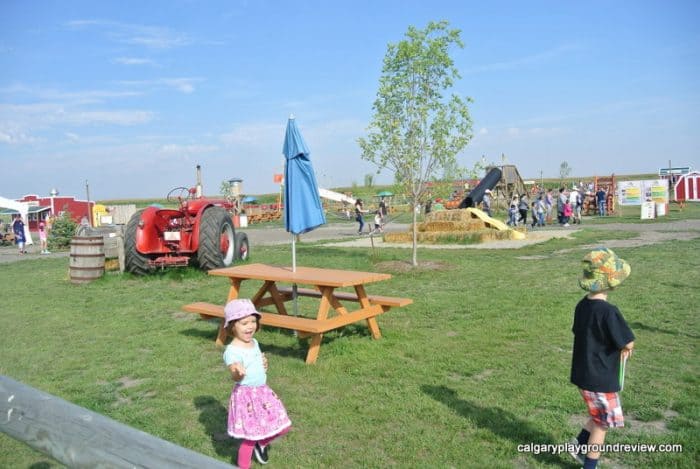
0, 375, 235, 468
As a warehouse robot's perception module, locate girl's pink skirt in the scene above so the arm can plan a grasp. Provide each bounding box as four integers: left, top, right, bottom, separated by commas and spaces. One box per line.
227, 384, 291, 441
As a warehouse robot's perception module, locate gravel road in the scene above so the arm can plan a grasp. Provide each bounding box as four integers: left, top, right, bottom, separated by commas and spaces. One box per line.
2, 218, 698, 265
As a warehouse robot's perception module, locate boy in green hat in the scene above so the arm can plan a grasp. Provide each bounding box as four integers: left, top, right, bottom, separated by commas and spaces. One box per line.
569, 247, 635, 468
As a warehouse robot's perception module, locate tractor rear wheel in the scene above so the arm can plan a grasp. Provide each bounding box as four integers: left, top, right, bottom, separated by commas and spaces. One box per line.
124, 210, 152, 275
234, 232, 249, 261
197, 207, 235, 271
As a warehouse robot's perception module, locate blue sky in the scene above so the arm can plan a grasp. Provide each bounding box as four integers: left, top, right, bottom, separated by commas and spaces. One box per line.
1, 0, 698, 200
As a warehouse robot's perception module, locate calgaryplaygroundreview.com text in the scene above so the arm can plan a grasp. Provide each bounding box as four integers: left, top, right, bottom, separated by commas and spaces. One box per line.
517, 442, 683, 455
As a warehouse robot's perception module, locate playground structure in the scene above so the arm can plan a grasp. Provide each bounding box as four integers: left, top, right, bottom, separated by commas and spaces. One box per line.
581, 175, 617, 215
383, 167, 524, 244
440, 165, 526, 211
384, 207, 525, 244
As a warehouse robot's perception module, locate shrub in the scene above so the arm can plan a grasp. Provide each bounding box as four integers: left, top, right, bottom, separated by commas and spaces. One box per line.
48, 212, 78, 250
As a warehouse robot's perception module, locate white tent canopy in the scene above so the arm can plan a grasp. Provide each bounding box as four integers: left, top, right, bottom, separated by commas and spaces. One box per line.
0, 196, 34, 245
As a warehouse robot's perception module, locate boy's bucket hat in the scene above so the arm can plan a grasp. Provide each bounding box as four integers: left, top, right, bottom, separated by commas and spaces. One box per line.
224, 299, 261, 328
579, 247, 631, 292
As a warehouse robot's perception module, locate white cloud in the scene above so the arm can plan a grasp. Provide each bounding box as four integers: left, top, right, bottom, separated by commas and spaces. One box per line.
158, 143, 219, 155
113, 57, 156, 66
0, 128, 35, 145
66, 20, 192, 50
62, 110, 153, 126
465, 44, 581, 74
118, 77, 203, 94
220, 122, 283, 146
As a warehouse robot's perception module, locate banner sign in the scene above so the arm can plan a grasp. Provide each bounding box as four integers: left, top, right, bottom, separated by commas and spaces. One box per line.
640, 202, 656, 219
617, 179, 668, 206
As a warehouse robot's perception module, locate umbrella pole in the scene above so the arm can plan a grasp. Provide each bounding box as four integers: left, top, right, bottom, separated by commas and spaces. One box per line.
292, 235, 299, 317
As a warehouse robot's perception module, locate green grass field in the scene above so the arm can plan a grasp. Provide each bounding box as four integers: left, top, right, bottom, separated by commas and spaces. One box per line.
1, 206, 698, 468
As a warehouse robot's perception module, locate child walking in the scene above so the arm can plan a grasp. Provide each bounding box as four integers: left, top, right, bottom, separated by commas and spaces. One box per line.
223, 299, 292, 468
569, 247, 635, 468
373, 210, 383, 233
563, 199, 573, 227
507, 195, 519, 226
39, 221, 50, 254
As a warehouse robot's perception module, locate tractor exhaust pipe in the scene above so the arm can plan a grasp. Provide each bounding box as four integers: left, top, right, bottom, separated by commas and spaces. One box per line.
195, 164, 203, 198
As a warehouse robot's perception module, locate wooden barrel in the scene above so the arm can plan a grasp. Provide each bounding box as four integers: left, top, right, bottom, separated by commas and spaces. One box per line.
69, 236, 105, 284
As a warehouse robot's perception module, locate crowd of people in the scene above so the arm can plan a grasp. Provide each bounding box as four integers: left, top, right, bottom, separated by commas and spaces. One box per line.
1, 214, 52, 254
354, 196, 389, 235
503, 183, 610, 228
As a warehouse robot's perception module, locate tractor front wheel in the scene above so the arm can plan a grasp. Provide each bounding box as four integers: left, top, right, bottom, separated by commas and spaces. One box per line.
124, 210, 152, 275
197, 207, 235, 271
234, 232, 249, 261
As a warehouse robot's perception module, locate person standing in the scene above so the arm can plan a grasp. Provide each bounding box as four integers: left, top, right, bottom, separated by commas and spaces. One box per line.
507, 195, 519, 226
518, 194, 529, 226
424, 198, 432, 215
378, 196, 388, 225
568, 248, 635, 468
39, 220, 50, 254
354, 199, 368, 235
596, 187, 607, 216
570, 185, 582, 224
223, 299, 292, 469
12, 214, 26, 254
535, 196, 546, 227
482, 189, 492, 217
545, 188, 554, 225
558, 187, 569, 225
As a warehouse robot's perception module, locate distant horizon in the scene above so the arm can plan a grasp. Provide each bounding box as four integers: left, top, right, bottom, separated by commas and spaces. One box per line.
86, 170, 671, 202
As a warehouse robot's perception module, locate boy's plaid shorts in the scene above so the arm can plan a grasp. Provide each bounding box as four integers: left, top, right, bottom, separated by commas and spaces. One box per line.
580, 389, 625, 428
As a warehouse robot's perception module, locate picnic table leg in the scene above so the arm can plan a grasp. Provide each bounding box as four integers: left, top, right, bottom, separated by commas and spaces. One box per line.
266, 283, 290, 315
301, 286, 335, 363
227, 279, 243, 302
355, 285, 382, 339
305, 335, 322, 364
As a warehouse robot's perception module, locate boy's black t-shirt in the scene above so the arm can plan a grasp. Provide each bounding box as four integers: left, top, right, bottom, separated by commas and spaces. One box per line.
570, 296, 635, 392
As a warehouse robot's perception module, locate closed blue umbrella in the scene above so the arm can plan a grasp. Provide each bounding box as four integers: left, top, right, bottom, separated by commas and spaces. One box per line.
283, 116, 326, 271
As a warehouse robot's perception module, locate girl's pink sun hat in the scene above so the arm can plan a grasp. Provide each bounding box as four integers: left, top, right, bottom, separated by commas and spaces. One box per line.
224, 299, 261, 328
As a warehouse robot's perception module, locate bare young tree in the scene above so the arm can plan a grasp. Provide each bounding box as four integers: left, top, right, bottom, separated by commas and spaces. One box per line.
358, 21, 473, 266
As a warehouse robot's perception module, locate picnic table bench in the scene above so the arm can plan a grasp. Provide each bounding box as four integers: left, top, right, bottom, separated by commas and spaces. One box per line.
182, 263, 412, 364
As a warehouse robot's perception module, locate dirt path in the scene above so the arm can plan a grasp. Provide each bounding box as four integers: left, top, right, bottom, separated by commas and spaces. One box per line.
326, 219, 700, 250
2, 219, 698, 265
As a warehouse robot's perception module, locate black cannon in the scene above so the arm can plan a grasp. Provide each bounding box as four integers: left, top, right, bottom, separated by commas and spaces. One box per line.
459, 167, 502, 208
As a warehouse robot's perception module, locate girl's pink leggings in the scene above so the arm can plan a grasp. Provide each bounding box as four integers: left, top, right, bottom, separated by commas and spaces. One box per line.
237, 426, 290, 469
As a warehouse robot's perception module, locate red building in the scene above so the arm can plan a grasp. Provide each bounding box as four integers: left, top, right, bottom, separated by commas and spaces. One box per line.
16, 194, 94, 230
674, 171, 700, 202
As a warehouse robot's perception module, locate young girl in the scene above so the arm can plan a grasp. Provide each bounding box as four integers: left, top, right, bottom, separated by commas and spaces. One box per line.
373, 210, 383, 233
508, 195, 519, 226
223, 299, 292, 469
39, 221, 50, 254
563, 199, 573, 227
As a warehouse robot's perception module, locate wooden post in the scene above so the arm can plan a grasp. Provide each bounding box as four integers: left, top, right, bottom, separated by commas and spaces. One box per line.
0, 375, 235, 468
116, 233, 125, 273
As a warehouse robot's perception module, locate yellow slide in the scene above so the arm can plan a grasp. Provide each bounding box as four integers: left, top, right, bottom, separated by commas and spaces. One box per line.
466, 208, 526, 240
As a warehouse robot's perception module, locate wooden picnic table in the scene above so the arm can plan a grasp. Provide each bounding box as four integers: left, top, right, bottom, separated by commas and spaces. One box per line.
183, 263, 412, 364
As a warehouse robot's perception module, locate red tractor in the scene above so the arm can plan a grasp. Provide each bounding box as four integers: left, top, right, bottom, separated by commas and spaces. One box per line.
124, 186, 249, 275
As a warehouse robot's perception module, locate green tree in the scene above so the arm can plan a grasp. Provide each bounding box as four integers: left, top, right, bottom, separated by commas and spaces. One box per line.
48, 211, 78, 251
364, 173, 374, 188
358, 20, 473, 266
